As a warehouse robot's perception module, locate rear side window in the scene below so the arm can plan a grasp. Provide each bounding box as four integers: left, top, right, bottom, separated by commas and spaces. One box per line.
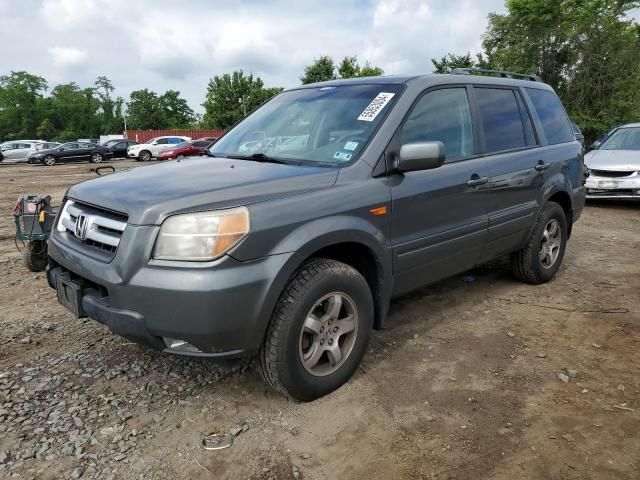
401, 88, 474, 161
475, 88, 526, 153
525, 88, 573, 145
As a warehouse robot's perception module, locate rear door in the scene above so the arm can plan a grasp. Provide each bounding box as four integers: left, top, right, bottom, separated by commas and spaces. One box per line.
472, 86, 542, 262
479, 86, 578, 262
390, 86, 491, 295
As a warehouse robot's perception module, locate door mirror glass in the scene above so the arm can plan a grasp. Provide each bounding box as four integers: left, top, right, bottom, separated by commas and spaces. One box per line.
59, 147, 65, 151
397, 141, 446, 172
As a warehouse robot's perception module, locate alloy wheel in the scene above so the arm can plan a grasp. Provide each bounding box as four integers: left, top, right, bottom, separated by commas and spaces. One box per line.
298, 292, 358, 376
539, 219, 561, 269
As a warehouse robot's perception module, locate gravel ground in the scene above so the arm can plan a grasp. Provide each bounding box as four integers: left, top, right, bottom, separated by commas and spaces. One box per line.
0, 161, 639, 479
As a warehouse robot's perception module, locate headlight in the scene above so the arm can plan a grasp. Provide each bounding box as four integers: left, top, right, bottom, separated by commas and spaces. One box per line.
153, 207, 250, 261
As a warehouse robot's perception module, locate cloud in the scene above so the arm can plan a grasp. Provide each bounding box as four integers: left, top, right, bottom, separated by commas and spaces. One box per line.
49, 46, 89, 68
1, 0, 507, 111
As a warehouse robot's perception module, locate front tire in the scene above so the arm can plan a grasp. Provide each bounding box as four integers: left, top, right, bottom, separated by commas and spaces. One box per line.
511, 202, 567, 284
43, 155, 56, 166
139, 150, 152, 162
259, 259, 373, 401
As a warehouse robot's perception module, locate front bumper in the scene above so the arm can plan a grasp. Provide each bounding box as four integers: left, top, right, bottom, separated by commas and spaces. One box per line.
585, 173, 640, 199
47, 226, 298, 358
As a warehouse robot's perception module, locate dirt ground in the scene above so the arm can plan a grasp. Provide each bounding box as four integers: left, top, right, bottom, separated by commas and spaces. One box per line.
0, 160, 638, 480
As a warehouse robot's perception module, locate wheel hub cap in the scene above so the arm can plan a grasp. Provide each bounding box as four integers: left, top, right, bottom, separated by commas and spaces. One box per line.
539, 219, 561, 269
298, 292, 358, 377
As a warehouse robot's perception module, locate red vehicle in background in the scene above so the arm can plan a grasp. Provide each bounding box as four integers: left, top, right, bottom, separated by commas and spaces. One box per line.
158, 138, 217, 160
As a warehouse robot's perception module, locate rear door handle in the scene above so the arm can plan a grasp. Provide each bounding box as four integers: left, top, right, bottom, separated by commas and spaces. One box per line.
534, 161, 549, 172
467, 174, 489, 187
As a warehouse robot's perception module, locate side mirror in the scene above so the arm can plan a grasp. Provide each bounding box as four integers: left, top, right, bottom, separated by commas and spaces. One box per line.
397, 141, 446, 172
59, 148, 65, 152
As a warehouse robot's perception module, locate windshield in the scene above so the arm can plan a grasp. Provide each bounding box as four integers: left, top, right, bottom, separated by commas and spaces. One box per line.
600, 127, 640, 151
210, 84, 403, 165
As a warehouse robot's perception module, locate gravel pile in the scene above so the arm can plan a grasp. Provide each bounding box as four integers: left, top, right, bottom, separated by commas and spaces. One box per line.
0, 338, 249, 479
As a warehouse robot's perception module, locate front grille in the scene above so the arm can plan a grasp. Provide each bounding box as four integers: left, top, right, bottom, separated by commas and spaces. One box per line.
58, 200, 128, 257
590, 169, 635, 178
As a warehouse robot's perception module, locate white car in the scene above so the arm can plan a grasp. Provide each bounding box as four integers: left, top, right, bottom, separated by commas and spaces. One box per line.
584, 123, 640, 200
127, 136, 191, 162
0, 140, 60, 163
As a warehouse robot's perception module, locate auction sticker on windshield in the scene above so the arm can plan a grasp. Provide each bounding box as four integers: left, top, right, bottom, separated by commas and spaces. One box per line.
357, 92, 395, 122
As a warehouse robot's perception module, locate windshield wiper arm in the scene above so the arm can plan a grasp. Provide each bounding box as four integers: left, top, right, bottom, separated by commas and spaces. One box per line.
225, 153, 291, 165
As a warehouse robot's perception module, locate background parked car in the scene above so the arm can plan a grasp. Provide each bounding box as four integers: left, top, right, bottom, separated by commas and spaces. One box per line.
106, 140, 139, 158
29, 142, 113, 166
0, 140, 56, 163
127, 136, 190, 161
584, 122, 640, 199
157, 139, 213, 160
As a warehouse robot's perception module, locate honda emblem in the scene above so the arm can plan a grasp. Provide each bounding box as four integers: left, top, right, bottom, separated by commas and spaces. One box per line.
74, 215, 90, 241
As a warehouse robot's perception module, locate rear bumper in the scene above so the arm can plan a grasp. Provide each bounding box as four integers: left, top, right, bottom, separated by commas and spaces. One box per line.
47, 228, 298, 358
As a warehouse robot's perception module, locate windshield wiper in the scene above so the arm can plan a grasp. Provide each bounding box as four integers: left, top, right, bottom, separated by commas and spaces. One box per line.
224, 153, 293, 165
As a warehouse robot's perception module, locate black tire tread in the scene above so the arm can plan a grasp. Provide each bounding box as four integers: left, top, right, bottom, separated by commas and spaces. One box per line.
258, 258, 363, 398
511, 201, 565, 285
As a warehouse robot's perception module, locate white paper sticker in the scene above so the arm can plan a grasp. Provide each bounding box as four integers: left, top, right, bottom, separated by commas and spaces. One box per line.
344, 141, 359, 151
357, 92, 395, 122
333, 151, 352, 161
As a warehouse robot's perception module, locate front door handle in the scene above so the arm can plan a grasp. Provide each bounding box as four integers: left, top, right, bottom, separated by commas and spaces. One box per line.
534, 161, 549, 172
467, 174, 489, 187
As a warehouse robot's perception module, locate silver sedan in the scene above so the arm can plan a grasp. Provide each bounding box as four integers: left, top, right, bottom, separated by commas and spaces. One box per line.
584, 123, 640, 199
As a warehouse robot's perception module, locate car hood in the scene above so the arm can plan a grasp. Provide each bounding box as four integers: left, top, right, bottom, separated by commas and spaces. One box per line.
585, 149, 640, 170
67, 157, 339, 225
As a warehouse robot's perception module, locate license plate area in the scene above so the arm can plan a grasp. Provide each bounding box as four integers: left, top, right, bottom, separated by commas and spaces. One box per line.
598, 180, 618, 189
56, 274, 85, 318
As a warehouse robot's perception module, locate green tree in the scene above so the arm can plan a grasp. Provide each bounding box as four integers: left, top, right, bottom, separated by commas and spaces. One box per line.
302, 55, 383, 84
435, 0, 640, 141
48, 82, 100, 139
158, 90, 195, 128
126, 89, 163, 129
431, 53, 491, 73
202, 71, 283, 129
0, 71, 48, 140
337, 56, 384, 79
300, 56, 337, 84
36, 118, 56, 139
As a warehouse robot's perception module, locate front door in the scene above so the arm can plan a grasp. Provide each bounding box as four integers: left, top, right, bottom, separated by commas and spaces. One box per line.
390, 86, 490, 295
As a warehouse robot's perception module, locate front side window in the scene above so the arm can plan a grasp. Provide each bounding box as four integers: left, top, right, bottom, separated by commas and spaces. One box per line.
600, 127, 640, 151
211, 84, 403, 165
476, 88, 526, 153
525, 88, 573, 145
401, 88, 473, 161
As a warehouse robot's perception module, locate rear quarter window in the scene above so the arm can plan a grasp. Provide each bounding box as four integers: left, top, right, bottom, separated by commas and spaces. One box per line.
525, 88, 574, 145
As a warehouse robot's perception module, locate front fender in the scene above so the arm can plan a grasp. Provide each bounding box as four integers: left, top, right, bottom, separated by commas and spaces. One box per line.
241, 215, 393, 337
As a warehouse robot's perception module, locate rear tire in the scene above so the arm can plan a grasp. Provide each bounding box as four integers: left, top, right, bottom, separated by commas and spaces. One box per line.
23, 240, 47, 272
259, 259, 373, 401
90, 152, 103, 163
511, 202, 567, 284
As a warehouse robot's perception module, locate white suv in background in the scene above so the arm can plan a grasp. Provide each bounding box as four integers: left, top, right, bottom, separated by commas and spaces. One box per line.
127, 136, 191, 161
0, 140, 60, 163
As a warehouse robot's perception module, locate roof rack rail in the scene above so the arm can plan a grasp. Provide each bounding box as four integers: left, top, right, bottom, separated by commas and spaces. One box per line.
450, 68, 543, 83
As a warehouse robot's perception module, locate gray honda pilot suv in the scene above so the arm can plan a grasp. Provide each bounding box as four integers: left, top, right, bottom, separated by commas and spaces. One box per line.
48, 69, 586, 401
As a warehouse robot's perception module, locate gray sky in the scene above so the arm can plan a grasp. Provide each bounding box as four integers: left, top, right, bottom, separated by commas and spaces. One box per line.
0, 0, 506, 111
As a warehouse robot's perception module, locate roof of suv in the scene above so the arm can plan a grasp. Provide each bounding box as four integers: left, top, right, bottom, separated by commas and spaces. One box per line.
299, 73, 553, 91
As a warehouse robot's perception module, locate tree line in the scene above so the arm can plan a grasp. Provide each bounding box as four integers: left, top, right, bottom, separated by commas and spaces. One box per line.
2, 0, 638, 143
0, 54, 383, 141
432, 0, 640, 143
